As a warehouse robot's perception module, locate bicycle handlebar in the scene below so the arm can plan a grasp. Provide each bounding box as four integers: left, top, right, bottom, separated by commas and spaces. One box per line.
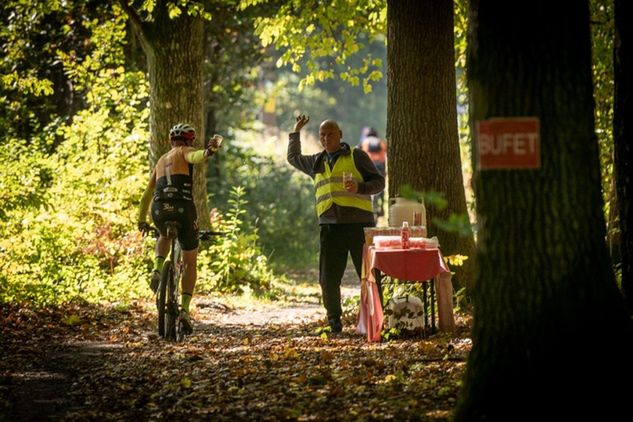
142, 226, 226, 240
198, 230, 227, 241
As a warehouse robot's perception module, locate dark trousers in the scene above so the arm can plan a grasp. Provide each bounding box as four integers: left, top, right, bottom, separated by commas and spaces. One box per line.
319, 223, 371, 324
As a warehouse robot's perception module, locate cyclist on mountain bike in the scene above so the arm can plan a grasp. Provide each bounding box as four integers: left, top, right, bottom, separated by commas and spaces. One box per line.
137, 123, 221, 333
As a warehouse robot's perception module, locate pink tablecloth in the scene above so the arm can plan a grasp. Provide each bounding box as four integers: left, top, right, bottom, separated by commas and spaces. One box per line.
357, 246, 456, 342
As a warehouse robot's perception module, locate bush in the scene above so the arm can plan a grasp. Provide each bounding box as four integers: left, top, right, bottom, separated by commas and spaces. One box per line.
196, 186, 279, 296
208, 139, 319, 270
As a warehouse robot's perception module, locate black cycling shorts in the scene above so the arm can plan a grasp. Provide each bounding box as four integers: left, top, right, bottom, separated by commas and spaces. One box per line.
151, 200, 199, 251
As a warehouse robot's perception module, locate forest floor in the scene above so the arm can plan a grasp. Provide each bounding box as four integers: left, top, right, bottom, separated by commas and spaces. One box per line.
0, 270, 472, 421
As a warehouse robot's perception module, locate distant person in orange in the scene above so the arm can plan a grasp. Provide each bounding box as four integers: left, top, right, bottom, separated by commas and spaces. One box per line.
359, 127, 387, 218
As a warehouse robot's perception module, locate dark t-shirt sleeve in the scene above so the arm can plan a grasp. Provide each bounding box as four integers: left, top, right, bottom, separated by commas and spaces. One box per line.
287, 132, 318, 178
353, 148, 385, 195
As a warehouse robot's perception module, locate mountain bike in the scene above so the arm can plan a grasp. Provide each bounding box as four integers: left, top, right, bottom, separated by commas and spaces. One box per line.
151, 222, 223, 342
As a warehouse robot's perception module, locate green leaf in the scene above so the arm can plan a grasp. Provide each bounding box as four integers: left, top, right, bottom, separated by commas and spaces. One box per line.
167, 3, 182, 19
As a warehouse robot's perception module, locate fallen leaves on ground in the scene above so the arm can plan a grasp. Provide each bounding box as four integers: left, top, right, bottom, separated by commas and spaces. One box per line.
0, 298, 472, 421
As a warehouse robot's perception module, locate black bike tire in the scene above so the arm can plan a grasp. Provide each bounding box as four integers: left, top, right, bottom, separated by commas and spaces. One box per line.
158, 261, 172, 337
171, 263, 185, 342
166, 264, 179, 341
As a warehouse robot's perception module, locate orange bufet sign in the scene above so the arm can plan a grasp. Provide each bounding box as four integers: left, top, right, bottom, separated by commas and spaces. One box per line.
476, 117, 540, 170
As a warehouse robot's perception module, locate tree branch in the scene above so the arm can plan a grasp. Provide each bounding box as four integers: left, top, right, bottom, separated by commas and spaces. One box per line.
116, 0, 152, 52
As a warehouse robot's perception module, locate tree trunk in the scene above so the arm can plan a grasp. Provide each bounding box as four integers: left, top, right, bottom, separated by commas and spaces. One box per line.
386, 0, 475, 290
615, 0, 633, 313
454, 1, 633, 419
121, 0, 210, 228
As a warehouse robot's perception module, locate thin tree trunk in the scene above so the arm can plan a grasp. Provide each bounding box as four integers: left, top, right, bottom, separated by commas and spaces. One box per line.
615, 0, 633, 314
454, 1, 633, 419
387, 0, 475, 290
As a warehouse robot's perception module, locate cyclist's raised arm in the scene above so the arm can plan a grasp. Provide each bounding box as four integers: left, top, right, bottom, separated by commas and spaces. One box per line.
184, 135, 222, 164
137, 168, 156, 229
184, 146, 206, 164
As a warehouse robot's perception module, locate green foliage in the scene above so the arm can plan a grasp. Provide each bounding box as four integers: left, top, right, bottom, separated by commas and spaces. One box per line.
208, 137, 319, 269
244, 0, 386, 93
270, 36, 388, 149
399, 183, 474, 236
0, 1, 151, 305
138, 0, 212, 20
0, 115, 150, 305
197, 186, 280, 295
590, 0, 617, 235
203, 1, 268, 135
0, 0, 112, 142
0, 139, 53, 219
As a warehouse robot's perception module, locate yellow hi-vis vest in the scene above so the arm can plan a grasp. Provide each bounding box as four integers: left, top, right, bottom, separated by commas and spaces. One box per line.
314, 153, 373, 216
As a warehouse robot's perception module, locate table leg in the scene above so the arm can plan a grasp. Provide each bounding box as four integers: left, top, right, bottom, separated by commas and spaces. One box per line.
430, 279, 436, 334
375, 269, 384, 308
436, 273, 456, 332
422, 283, 429, 337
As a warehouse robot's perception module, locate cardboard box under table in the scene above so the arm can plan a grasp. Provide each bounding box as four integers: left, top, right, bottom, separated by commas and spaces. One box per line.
357, 228, 456, 343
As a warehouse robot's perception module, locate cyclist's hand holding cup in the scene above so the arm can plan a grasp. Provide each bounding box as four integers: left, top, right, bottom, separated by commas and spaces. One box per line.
205, 134, 223, 157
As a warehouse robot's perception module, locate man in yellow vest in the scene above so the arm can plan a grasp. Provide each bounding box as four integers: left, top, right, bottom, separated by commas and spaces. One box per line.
288, 114, 385, 333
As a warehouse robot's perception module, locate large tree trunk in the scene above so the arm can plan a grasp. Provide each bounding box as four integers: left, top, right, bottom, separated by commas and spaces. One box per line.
386, 0, 475, 290
454, 1, 633, 419
120, 0, 210, 228
615, 0, 633, 313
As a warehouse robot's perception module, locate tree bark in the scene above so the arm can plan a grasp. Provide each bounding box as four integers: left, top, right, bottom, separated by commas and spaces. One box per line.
120, 0, 210, 228
615, 0, 633, 314
386, 0, 475, 290
454, 1, 633, 419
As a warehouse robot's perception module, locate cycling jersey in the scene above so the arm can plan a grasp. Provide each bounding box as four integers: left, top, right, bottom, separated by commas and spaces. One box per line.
154, 146, 195, 201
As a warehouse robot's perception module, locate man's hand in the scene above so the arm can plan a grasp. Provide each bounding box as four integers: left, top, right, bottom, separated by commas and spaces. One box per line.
138, 221, 152, 234
344, 180, 358, 193
293, 114, 310, 133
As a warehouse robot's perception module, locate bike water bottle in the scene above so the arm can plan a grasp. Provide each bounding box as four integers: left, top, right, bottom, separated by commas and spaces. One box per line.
401, 221, 410, 249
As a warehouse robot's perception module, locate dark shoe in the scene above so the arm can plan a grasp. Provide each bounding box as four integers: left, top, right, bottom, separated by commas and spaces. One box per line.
149, 270, 160, 294
329, 320, 343, 333
179, 310, 194, 335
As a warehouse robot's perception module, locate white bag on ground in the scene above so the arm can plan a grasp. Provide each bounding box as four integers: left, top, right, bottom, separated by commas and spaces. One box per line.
385, 295, 424, 330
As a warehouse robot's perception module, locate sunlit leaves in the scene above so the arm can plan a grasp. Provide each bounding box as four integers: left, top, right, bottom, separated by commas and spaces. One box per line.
141, 0, 156, 14
167, 2, 182, 18
244, 0, 386, 90
445, 254, 469, 267
1, 71, 54, 97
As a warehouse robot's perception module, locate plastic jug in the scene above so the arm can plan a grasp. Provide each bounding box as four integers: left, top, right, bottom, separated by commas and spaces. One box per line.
389, 197, 426, 228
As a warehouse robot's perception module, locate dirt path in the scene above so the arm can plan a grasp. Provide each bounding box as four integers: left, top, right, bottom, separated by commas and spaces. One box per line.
0, 274, 471, 421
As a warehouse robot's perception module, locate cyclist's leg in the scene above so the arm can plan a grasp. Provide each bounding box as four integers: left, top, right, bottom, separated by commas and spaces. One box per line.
150, 202, 172, 292
181, 247, 198, 305
177, 202, 199, 332
155, 236, 169, 265
179, 248, 197, 334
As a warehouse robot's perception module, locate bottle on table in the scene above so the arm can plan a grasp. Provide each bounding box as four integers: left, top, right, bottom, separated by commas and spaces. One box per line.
401, 221, 410, 249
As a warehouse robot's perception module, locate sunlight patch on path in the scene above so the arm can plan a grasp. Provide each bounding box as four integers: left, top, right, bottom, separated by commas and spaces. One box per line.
194, 272, 360, 328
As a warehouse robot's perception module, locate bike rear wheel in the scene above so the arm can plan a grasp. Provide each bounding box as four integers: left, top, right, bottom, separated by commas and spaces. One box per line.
165, 264, 180, 341
157, 261, 172, 338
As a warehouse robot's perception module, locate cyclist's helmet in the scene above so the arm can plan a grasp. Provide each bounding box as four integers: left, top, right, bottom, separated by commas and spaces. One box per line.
169, 123, 196, 144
